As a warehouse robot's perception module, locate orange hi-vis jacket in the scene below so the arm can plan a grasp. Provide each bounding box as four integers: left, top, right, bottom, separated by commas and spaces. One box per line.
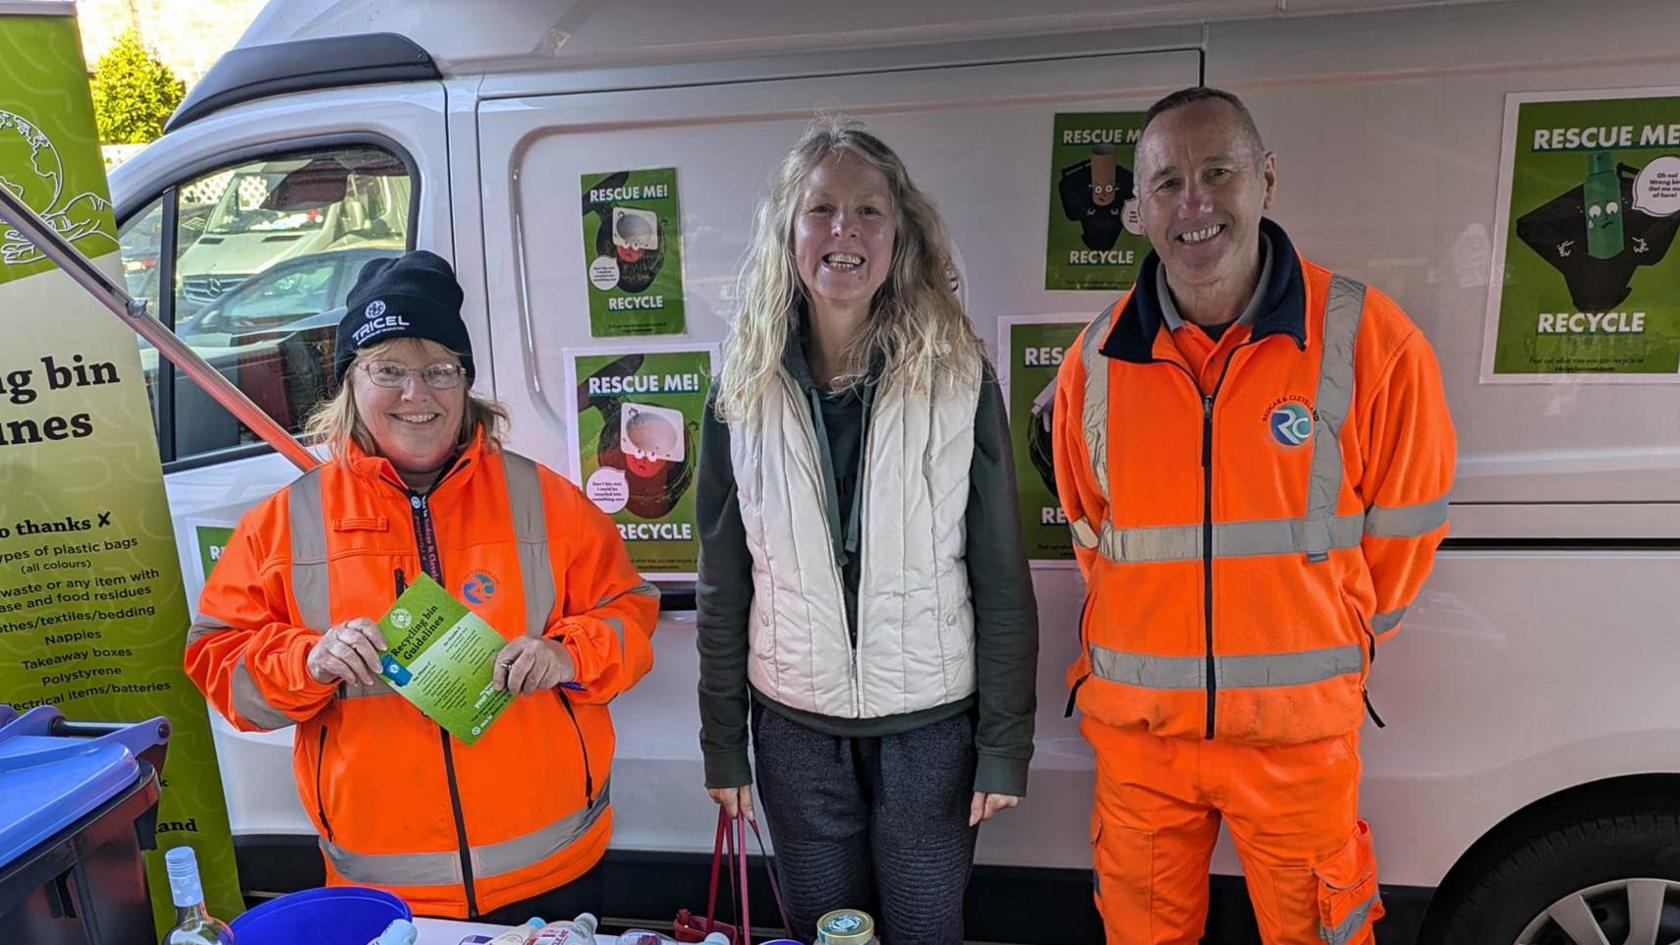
1053, 220, 1454, 746
183, 433, 659, 917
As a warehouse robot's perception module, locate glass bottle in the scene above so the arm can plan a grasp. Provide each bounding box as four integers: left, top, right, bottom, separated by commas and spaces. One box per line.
161, 846, 236, 944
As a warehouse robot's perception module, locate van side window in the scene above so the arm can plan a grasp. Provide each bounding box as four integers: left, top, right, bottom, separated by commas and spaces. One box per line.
115, 145, 413, 465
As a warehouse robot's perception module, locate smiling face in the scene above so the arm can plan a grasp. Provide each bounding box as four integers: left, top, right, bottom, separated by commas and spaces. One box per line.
351, 337, 466, 476
1134, 98, 1276, 304
791, 150, 897, 321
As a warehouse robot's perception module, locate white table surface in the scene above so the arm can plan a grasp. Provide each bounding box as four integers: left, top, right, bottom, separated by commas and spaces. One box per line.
412, 917, 621, 945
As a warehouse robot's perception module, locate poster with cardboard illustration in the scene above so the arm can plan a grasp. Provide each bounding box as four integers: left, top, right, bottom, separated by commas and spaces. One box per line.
1045, 112, 1149, 291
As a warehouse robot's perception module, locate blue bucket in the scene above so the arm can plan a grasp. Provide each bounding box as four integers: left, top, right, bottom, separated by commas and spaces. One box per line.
229, 887, 412, 945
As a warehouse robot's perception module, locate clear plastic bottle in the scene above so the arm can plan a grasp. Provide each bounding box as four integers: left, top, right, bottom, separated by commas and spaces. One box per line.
525, 912, 598, 945
161, 847, 237, 944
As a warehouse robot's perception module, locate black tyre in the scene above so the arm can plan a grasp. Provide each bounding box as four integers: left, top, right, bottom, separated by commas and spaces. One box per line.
1437, 804, 1680, 945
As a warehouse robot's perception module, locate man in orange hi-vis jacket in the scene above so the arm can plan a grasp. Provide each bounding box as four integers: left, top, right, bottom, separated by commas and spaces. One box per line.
1053, 88, 1454, 945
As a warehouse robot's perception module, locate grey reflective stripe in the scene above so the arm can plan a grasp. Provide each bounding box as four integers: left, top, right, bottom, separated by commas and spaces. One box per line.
503, 452, 557, 638
185, 613, 233, 648
231, 655, 294, 730
595, 581, 660, 609
320, 780, 612, 886
1303, 275, 1366, 562
604, 616, 626, 664
1080, 305, 1117, 501
288, 468, 331, 631
1321, 890, 1380, 945
1097, 513, 1363, 564
1069, 517, 1099, 549
1364, 497, 1449, 538
1370, 608, 1405, 634
1090, 643, 1363, 690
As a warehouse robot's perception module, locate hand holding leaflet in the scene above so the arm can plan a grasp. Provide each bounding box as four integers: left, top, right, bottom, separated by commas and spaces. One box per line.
375, 573, 515, 744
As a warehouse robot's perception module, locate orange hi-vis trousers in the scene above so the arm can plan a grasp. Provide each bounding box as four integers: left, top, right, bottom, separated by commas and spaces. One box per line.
1085, 719, 1383, 945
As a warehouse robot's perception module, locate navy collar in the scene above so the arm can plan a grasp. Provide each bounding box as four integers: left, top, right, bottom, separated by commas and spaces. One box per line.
1099, 217, 1308, 363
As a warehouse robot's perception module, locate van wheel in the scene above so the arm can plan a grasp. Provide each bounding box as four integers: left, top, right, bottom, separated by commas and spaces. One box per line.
1437, 807, 1680, 945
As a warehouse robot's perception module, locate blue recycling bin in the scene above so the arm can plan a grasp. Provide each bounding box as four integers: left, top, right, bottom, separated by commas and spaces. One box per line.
0, 704, 170, 945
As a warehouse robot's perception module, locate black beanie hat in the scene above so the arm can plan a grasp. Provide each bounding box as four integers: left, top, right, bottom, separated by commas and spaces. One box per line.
335, 250, 473, 383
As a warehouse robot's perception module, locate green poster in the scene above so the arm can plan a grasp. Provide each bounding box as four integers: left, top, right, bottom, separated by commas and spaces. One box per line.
1486, 89, 1680, 380
581, 167, 686, 336
194, 524, 234, 584
376, 574, 513, 745
1000, 317, 1087, 565
1045, 112, 1150, 291
0, 7, 242, 933
567, 345, 713, 575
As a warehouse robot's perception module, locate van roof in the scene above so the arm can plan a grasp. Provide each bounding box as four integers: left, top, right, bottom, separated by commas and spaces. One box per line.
231, 0, 1499, 74
170, 0, 1503, 131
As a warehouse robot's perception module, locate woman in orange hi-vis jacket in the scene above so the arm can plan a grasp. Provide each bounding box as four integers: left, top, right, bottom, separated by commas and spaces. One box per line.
183, 251, 659, 920
1052, 89, 1455, 945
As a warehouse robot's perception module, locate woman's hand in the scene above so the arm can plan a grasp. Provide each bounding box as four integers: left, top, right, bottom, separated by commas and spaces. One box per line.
707, 785, 756, 823
306, 618, 388, 686
969, 791, 1020, 827
492, 637, 576, 695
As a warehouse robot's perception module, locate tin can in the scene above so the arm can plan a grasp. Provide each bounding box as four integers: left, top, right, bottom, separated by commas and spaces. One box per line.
816, 908, 877, 945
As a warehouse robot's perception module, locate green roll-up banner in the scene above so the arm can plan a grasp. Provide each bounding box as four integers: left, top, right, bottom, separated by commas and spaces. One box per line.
0, 4, 243, 932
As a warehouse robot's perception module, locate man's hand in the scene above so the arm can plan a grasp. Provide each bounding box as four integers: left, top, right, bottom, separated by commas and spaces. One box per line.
306, 618, 387, 686
969, 791, 1021, 827
492, 637, 576, 695
707, 785, 756, 824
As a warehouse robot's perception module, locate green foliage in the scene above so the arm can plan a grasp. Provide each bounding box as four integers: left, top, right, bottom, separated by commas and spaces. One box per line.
90, 29, 185, 145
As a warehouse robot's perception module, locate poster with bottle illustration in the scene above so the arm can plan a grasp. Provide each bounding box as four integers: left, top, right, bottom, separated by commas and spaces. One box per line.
998, 315, 1090, 566
1045, 112, 1150, 291
580, 167, 686, 336
564, 344, 714, 576
1484, 89, 1680, 382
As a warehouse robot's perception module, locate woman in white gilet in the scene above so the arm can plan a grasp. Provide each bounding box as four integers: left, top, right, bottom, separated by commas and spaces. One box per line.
695, 116, 1039, 944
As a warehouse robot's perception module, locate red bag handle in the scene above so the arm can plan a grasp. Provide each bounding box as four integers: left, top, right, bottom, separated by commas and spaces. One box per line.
703, 808, 794, 943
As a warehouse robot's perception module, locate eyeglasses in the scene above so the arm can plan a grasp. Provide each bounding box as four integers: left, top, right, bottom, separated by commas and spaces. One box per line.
358, 360, 467, 389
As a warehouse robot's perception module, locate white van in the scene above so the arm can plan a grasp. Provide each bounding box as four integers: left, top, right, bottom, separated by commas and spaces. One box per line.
108, 1, 1680, 941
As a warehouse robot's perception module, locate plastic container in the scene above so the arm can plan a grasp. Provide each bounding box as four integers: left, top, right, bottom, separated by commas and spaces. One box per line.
526, 912, 598, 945
0, 704, 169, 945
227, 886, 412, 945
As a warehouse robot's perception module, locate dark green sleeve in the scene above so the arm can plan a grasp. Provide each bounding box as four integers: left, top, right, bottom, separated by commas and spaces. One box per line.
695, 392, 755, 788
967, 362, 1039, 797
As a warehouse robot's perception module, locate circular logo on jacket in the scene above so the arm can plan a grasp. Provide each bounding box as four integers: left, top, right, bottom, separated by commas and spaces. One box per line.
462, 571, 497, 605
365, 299, 387, 319
1268, 401, 1314, 447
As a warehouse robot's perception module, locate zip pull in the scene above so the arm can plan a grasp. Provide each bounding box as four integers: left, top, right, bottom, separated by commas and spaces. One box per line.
1064, 673, 1090, 718
1201, 395, 1214, 468
1363, 688, 1387, 728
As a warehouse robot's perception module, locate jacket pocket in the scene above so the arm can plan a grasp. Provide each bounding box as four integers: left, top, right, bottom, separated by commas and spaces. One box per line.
1313, 820, 1384, 945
